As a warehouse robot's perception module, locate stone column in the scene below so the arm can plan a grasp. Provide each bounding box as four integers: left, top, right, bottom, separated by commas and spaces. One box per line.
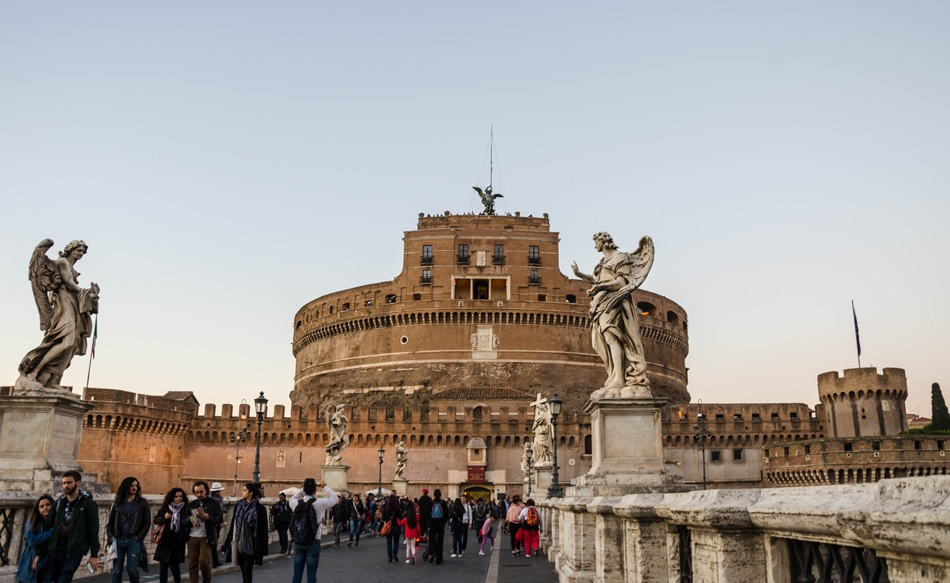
0, 394, 94, 492
392, 478, 408, 496
534, 465, 553, 494
321, 465, 349, 492
613, 494, 671, 583
588, 497, 624, 583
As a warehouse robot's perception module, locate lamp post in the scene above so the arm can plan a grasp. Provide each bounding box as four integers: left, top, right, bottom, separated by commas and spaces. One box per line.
525, 442, 534, 497
252, 391, 268, 483
693, 400, 712, 490
229, 425, 248, 497
547, 393, 564, 498
377, 446, 385, 497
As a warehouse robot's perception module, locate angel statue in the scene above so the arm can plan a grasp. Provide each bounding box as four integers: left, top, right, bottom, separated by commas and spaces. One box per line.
324, 404, 350, 466
472, 185, 503, 215
520, 442, 534, 481
530, 393, 553, 466
572, 232, 655, 400
394, 441, 408, 480
16, 239, 99, 396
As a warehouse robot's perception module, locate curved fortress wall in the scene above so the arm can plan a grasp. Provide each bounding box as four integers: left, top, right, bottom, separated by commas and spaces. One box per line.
291, 213, 690, 414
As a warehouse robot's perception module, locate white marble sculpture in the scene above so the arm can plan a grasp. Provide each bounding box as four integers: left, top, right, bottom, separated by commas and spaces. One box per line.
16, 239, 99, 396
530, 393, 553, 466
325, 404, 350, 465
572, 232, 655, 400
520, 442, 534, 480
394, 441, 408, 479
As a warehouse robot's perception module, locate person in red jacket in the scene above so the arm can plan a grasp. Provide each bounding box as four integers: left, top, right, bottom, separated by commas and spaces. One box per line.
397, 506, 421, 564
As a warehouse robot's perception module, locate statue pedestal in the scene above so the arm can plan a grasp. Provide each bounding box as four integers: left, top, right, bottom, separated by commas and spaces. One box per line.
0, 394, 106, 493
572, 397, 691, 497
391, 478, 408, 496
321, 465, 349, 492
533, 465, 553, 495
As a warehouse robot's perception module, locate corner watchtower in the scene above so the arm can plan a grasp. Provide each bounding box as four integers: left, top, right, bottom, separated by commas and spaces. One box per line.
817, 367, 908, 438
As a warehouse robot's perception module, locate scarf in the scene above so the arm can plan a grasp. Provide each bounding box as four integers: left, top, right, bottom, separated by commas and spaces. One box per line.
234, 498, 258, 540
169, 502, 185, 532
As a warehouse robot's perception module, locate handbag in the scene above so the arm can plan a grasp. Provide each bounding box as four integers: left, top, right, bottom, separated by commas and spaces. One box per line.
238, 522, 256, 557
379, 519, 392, 536
150, 523, 165, 545
515, 528, 523, 542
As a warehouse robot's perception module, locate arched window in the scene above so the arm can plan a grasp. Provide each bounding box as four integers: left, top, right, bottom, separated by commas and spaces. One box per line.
666, 311, 679, 325
472, 406, 483, 422
584, 435, 592, 455
636, 302, 657, 317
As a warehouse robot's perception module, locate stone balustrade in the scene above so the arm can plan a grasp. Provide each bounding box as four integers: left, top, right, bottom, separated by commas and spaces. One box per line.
540, 475, 950, 583
0, 493, 291, 583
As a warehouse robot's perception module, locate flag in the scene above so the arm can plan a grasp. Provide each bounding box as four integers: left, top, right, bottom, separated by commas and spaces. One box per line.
851, 300, 861, 359
91, 316, 97, 359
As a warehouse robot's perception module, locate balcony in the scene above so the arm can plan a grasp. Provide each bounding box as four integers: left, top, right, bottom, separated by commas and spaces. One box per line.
420, 256, 433, 265
492, 255, 506, 266
456, 255, 470, 265
528, 276, 541, 286
528, 256, 541, 266
419, 276, 432, 285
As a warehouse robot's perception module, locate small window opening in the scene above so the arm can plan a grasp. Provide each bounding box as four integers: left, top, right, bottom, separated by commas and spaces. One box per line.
844, 443, 853, 452
733, 449, 743, 461
710, 450, 722, 462
537, 294, 546, 302
412, 293, 422, 301
565, 294, 576, 303
385, 294, 397, 303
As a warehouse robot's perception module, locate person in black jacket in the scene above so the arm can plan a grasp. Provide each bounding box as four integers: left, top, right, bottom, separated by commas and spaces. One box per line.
269, 494, 292, 554
426, 490, 449, 565
153, 488, 190, 583
41, 471, 100, 583
107, 477, 151, 583
346, 494, 365, 547
381, 491, 402, 562
185, 482, 223, 583
417, 489, 432, 543
223, 484, 268, 583
330, 498, 348, 549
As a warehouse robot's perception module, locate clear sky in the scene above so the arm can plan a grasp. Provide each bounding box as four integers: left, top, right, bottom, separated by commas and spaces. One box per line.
2, 3, 947, 417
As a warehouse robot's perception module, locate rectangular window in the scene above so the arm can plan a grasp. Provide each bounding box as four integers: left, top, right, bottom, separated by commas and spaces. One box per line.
764, 448, 770, 457
494, 244, 504, 257
733, 449, 743, 461
733, 413, 742, 421
528, 245, 540, 265
364, 300, 373, 307
915, 440, 922, 450
710, 450, 722, 462
783, 446, 790, 456
385, 294, 396, 304
457, 244, 470, 265
493, 244, 505, 265
872, 441, 880, 451
529, 270, 540, 284
341, 303, 350, 311
715, 413, 724, 421
771, 412, 780, 420
804, 445, 811, 455
565, 294, 576, 303
938, 440, 945, 450
844, 442, 853, 452
790, 411, 799, 420
420, 268, 432, 284
537, 294, 546, 302
421, 245, 433, 265
752, 413, 761, 420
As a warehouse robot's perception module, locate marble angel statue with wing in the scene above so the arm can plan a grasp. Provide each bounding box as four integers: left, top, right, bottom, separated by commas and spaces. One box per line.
325, 404, 350, 465
572, 232, 655, 400
16, 239, 99, 396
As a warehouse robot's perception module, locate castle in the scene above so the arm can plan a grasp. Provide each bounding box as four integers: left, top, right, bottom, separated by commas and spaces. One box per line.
31, 212, 946, 495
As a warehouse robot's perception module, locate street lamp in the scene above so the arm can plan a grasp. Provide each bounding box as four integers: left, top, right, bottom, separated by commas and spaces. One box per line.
377, 446, 385, 497
229, 426, 248, 497
547, 393, 564, 498
252, 391, 268, 483
525, 442, 534, 497
693, 400, 712, 490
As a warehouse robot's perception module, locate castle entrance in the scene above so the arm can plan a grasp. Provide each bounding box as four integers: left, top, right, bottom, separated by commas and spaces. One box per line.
463, 486, 492, 501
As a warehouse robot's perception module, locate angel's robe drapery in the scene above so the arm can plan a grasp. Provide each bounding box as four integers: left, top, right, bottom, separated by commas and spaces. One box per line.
18, 285, 96, 380
589, 251, 650, 388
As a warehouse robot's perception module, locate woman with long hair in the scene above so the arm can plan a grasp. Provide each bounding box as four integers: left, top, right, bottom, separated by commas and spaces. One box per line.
153, 488, 190, 583
449, 498, 465, 558
381, 490, 402, 562
225, 483, 268, 583
16, 495, 54, 583
505, 495, 525, 556
396, 502, 420, 564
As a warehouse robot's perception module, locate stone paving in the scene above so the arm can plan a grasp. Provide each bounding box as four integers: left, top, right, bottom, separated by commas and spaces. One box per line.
88, 527, 556, 583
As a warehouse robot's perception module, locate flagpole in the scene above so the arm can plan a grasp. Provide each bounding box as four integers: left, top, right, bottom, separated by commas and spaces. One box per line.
851, 300, 861, 368
85, 313, 97, 391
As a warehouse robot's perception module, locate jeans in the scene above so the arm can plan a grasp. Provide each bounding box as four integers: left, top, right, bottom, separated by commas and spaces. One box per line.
460, 523, 469, 552
276, 523, 290, 553
428, 521, 445, 563
385, 525, 400, 558
332, 522, 346, 546
46, 555, 82, 583
348, 519, 362, 544
451, 521, 465, 554
291, 540, 320, 583
112, 538, 141, 583
159, 561, 182, 583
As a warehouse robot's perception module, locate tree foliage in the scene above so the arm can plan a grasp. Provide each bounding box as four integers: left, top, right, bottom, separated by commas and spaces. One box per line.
932, 382, 950, 431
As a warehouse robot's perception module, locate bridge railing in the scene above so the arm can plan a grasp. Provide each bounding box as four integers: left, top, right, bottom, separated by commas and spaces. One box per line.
540, 475, 950, 583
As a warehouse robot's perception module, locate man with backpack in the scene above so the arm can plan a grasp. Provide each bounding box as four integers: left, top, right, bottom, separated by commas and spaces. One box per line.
517, 499, 542, 557
426, 489, 449, 564
289, 479, 338, 583
473, 499, 488, 545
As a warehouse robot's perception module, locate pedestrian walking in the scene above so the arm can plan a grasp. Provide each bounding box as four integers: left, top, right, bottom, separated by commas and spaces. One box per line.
288, 479, 338, 583
517, 499, 542, 557
396, 506, 420, 564
152, 488, 190, 583
477, 515, 497, 555
459, 495, 473, 555
346, 494, 365, 547
381, 491, 402, 562
185, 481, 223, 583
329, 499, 347, 549
208, 484, 225, 568
417, 489, 432, 541
473, 499, 488, 545
365, 494, 378, 535
107, 477, 151, 583
269, 494, 292, 554
39, 471, 101, 583
505, 496, 525, 556
16, 495, 53, 583
426, 490, 448, 564
449, 498, 465, 558
224, 483, 268, 583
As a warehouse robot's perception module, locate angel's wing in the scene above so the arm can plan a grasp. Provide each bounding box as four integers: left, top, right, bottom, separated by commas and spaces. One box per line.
472, 186, 484, 197
493, 193, 503, 200
28, 239, 56, 331
603, 236, 655, 314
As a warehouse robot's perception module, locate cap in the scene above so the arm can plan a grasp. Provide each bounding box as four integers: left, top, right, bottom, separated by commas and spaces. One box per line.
209, 482, 225, 492
422, 488, 429, 494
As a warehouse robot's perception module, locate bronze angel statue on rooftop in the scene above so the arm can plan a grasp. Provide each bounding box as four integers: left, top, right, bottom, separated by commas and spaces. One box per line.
572, 232, 654, 400
472, 185, 503, 215
16, 239, 99, 396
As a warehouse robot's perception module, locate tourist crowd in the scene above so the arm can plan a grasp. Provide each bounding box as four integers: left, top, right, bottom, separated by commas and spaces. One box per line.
15, 471, 543, 583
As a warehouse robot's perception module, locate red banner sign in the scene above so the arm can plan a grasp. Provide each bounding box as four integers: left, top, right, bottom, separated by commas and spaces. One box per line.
467, 466, 486, 483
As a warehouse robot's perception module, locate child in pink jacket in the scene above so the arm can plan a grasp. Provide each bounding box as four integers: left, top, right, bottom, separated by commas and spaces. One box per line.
478, 515, 497, 555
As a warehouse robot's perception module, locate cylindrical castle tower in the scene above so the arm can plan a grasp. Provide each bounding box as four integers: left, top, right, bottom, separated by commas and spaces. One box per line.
817, 367, 909, 438
290, 212, 690, 414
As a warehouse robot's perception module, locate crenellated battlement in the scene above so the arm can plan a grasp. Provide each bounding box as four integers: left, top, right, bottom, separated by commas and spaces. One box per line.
816, 367, 908, 439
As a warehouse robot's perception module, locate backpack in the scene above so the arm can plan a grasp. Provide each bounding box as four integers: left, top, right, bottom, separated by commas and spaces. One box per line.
291, 499, 317, 545
475, 501, 487, 520
431, 501, 444, 520
525, 507, 540, 527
